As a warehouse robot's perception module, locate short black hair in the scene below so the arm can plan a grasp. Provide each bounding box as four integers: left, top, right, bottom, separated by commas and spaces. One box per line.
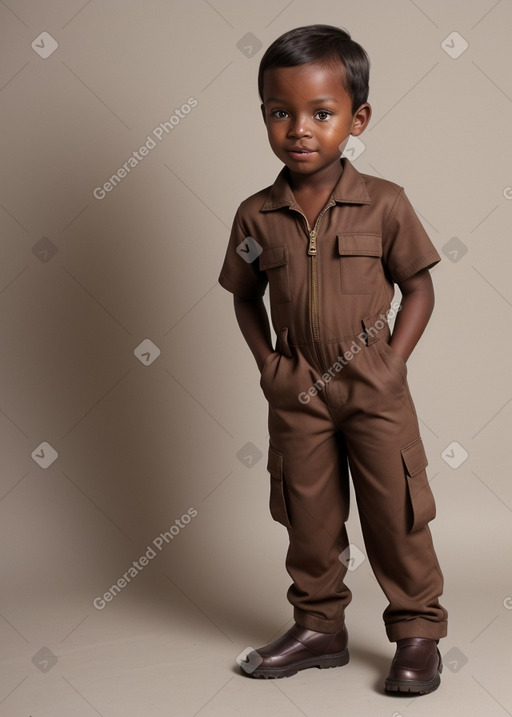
258, 24, 370, 114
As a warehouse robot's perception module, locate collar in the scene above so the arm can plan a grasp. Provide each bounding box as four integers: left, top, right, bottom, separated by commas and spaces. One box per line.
260, 158, 371, 212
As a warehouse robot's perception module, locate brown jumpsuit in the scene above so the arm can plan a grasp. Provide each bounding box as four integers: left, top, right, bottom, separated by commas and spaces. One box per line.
219, 158, 448, 642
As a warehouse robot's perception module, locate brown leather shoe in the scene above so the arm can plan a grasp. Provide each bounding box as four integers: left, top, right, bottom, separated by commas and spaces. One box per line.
385, 637, 443, 694
239, 623, 349, 678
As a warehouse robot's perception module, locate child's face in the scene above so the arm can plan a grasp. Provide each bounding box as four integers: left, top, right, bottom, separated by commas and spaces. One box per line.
261, 61, 370, 178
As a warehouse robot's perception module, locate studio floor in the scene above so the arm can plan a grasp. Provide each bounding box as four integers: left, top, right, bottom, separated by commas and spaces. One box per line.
2, 563, 510, 717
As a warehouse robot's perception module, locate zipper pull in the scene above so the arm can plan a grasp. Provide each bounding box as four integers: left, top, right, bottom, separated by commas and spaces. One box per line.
308, 229, 317, 255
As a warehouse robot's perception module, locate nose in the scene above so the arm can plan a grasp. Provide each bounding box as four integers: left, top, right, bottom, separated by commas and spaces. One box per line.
287, 114, 312, 138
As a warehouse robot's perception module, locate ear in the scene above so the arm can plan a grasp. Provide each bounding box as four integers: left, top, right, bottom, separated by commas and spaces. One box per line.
350, 102, 372, 136
261, 103, 267, 126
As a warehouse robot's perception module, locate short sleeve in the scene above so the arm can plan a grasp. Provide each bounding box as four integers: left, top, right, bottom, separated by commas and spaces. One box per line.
218, 206, 268, 299
381, 188, 441, 284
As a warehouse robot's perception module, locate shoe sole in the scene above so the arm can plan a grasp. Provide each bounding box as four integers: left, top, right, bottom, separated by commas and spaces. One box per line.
385, 667, 442, 695
241, 649, 350, 679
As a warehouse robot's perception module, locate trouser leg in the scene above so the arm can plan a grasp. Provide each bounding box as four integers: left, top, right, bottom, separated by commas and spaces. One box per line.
261, 350, 351, 633
328, 339, 448, 641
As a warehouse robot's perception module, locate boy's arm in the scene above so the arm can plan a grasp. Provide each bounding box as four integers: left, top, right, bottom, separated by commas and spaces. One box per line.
388, 268, 435, 363
233, 295, 274, 371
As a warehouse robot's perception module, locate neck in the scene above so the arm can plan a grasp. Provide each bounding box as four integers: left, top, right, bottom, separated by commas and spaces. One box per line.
288, 159, 343, 194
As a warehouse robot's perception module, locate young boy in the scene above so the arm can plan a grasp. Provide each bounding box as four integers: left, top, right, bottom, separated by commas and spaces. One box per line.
218, 24, 447, 695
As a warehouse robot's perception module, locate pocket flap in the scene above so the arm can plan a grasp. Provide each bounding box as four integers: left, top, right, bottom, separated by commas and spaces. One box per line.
402, 438, 435, 531
259, 244, 288, 270
401, 437, 428, 477
267, 445, 283, 478
267, 446, 290, 527
337, 233, 382, 257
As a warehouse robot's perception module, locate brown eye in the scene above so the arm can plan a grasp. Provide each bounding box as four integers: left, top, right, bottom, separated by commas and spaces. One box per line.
315, 111, 331, 121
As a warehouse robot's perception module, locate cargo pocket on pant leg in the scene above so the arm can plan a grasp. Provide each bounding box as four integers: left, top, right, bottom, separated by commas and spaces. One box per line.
401, 437, 436, 532
267, 445, 291, 528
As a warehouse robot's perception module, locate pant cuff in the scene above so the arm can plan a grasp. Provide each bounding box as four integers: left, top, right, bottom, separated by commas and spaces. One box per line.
386, 618, 448, 642
293, 607, 345, 634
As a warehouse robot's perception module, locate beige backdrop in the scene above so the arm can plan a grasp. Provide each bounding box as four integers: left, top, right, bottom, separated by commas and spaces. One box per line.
1, 1, 511, 716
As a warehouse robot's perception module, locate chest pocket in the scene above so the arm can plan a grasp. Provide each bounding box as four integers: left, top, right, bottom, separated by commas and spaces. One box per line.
337, 233, 383, 295
259, 244, 291, 303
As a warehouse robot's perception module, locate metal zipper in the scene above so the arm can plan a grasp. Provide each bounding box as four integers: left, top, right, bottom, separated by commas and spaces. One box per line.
294, 201, 335, 349
307, 203, 334, 343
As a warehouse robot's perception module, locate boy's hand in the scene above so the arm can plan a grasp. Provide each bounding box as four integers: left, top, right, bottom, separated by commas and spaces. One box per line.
389, 269, 435, 363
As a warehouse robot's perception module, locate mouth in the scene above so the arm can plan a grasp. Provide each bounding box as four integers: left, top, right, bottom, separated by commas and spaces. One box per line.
287, 147, 317, 159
